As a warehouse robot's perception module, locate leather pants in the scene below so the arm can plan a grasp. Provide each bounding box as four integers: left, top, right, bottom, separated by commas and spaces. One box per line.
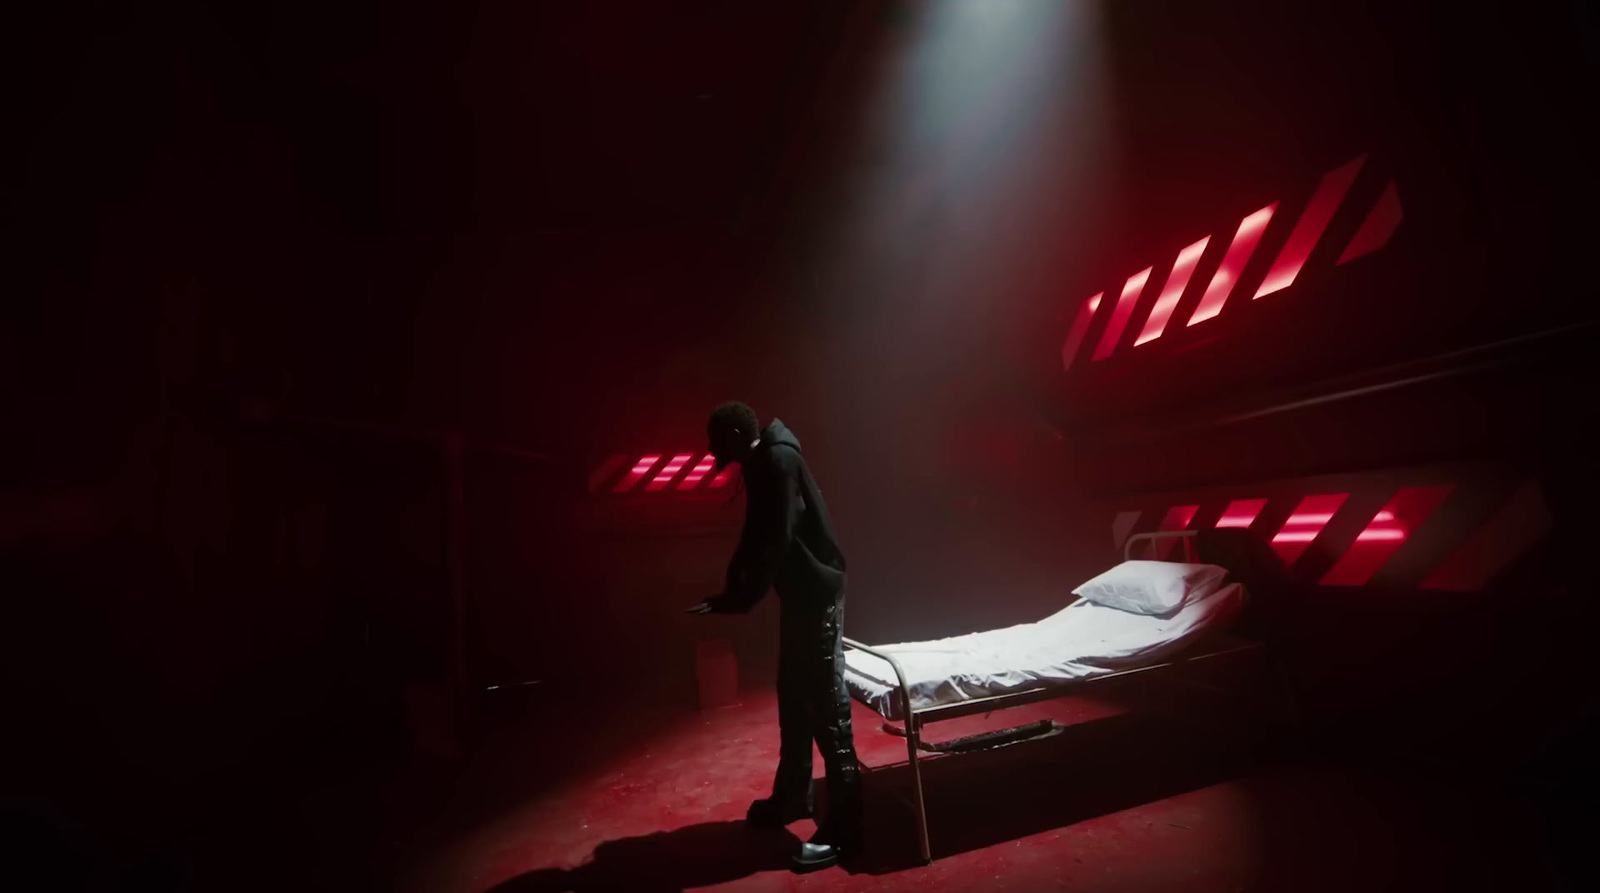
771, 591, 863, 837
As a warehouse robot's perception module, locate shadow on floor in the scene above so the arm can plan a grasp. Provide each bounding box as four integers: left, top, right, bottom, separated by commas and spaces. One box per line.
484, 820, 800, 893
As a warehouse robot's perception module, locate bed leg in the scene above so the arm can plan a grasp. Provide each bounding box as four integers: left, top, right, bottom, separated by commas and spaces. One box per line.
904, 714, 932, 865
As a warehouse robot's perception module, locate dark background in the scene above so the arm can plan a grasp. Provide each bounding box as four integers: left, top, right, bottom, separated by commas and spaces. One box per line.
3, 0, 1596, 889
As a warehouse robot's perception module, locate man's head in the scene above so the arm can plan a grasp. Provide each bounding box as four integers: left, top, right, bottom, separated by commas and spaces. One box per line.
707, 401, 760, 470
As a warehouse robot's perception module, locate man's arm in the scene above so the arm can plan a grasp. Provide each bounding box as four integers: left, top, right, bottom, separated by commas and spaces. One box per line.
709, 447, 803, 613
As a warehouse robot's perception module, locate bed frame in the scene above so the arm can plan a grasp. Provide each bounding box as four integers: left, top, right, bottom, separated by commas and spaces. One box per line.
841, 530, 1299, 865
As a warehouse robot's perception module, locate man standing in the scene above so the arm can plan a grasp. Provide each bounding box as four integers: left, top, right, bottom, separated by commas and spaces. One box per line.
688, 401, 864, 871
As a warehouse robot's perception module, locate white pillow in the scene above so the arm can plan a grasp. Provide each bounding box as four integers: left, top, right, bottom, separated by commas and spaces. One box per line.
1072, 560, 1229, 616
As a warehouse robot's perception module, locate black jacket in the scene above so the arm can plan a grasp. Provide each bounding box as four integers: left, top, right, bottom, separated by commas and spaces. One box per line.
710, 420, 847, 613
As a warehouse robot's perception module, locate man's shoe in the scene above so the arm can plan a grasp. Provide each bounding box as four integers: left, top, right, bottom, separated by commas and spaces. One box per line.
790, 832, 863, 873
744, 796, 812, 829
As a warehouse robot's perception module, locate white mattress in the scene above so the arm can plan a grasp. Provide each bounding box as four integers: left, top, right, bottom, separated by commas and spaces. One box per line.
843, 582, 1247, 720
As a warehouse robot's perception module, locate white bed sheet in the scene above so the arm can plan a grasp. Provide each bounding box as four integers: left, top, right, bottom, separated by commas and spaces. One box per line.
843, 582, 1247, 720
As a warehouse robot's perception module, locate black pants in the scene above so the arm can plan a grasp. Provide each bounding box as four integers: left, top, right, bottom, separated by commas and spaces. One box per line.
772, 591, 863, 836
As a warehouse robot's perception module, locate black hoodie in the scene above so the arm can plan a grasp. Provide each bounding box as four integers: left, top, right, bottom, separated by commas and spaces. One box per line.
711, 419, 847, 613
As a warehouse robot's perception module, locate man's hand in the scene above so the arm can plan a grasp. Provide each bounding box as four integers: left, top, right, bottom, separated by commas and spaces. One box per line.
686, 599, 717, 615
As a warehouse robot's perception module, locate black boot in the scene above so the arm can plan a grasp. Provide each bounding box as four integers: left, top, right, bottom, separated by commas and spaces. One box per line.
791, 823, 864, 872
745, 780, 814, 829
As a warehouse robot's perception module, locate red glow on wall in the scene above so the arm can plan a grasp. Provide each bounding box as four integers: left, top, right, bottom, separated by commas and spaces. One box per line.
1153, 503, 1199, 559
678, 455, 716, 489
1256, 155, 1367, 298
1338, 180, 1403, 264
1269, 493, 1348, 564
1187, 203, 1277, 326
1215, 498, 1268, 528
1320, 484, 1454, 586
1061, 293, 1104, 371
1135, 237, 1211, 346
614, 455, 663, 493
707, 465, 738, 489
1092, 267, 1154, 361
645, 453, 694, 491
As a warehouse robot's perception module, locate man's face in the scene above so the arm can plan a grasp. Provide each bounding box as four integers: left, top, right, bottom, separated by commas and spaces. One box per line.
707, 423, 748, 471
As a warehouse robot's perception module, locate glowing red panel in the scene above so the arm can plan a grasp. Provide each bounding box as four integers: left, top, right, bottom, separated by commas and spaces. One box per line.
1187, 203, 1277, 326
645, 453, 694, 491
613, 455, 663, 493
1214, 498, 1268, 528
1091, 267, 1154, 361
677, 454, 717, 490
1061, 293, 1104, 371
1422, 480, 1550, 591
1268, 492, 1348, 565
1338, 180, 1403, 264
707, 465, 738, 489
1320, 484, 1454, 586
1255, 155, 1367, 298
1135, 237, 1211, 346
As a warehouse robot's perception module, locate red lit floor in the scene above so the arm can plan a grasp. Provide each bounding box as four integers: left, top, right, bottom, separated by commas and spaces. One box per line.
377, 683, 1555, 893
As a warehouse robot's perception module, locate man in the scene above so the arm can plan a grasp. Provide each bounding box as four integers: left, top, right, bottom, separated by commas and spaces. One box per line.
687, 401, 864, 871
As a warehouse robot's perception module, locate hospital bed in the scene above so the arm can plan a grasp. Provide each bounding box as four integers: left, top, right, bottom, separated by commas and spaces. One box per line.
841, 529, 1298, 864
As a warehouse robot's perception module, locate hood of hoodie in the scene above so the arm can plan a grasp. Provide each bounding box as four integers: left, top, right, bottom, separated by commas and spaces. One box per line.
760, 418, 801, 454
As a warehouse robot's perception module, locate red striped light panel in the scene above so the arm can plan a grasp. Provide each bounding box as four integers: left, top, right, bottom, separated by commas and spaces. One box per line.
1108, 477, 1548, 590
596, 452, 736, 495
1061, 154, 1403, 372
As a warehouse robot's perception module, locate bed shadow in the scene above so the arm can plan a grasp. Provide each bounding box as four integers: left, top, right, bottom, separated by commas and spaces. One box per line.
483, 820, 800, 893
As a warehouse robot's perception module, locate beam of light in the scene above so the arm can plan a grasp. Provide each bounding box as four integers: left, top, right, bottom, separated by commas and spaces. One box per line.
1285, 510, 1393, 525
1091, 267, 1153, 361
1061, 293, 1104, 371
645, 453, 694, 491
613, 455, 663, 493
1187, 203, 1277, 326
677, 455, 717, 490
1135, 236, 1210, 345
1214, 498, 1268, 528
1255, 155, 1367, 298
1338, 180, 1403, 264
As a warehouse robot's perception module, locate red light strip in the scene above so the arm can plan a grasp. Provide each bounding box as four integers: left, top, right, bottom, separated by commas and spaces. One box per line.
1092, 267, 1154, 361
1061, 293, 1104, 371
1255, 155, 1367, 299
1320, 484, 1454, 586
1338, 180, 1403, 264
1214, 498, 1268, 528
645, 453, 694, 491
1135, 237, 1210, 346
1268, 492, 1348, 564
677, 454, 716, 490
1187, 203, 1277, 326
707, 465, 738, 489
613, 455, 663, 493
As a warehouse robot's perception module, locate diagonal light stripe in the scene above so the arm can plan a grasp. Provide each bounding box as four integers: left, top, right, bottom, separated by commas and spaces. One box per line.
1092, 267, 1154, 361
677, 454, 717, 490
1256, 154, 1368, 298
1061, 293, 1104, 371
645, 453, 695, 491
1338, 180, 1403, 264
614, 454, 664, 493
1187, 203, 1277, 326
1135, 236, 1211, 346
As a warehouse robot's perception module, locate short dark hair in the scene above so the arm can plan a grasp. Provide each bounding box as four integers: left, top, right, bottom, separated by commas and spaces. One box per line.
708, 401, 759, 438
